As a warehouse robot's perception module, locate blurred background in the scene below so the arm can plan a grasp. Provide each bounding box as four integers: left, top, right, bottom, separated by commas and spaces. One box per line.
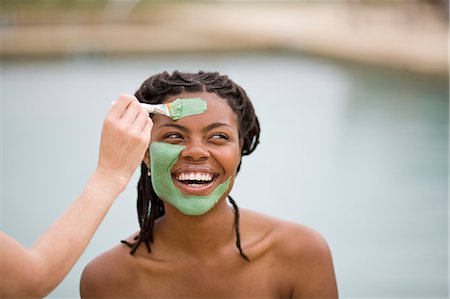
1, 1, 448, 298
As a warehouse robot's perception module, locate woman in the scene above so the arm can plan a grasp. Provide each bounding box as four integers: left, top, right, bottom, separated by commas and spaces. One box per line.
1, 95, 152, 298
80, 71, 338, 298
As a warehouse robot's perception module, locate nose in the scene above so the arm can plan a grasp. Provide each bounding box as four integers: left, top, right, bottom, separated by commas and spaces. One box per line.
180, 139, 210, 161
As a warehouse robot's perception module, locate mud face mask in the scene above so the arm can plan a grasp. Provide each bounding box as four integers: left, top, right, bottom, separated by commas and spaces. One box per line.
150, 141, 231, 216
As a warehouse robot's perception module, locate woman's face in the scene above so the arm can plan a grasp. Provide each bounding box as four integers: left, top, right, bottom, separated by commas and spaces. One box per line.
149, 92, 241, 198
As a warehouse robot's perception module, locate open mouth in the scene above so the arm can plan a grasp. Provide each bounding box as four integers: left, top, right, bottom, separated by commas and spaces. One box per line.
172, 171, 219, 195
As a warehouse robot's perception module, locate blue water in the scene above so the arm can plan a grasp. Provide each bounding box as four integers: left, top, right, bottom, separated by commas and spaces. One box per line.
1, 53, 448, 298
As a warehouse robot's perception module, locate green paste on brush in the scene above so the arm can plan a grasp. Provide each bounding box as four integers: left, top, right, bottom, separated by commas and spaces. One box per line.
150, 142, 231, 216
168, 98, 207, 120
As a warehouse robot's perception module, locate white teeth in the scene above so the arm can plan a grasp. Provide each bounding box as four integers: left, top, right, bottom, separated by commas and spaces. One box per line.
188, 183, 202, 187
176, 172, 213, 182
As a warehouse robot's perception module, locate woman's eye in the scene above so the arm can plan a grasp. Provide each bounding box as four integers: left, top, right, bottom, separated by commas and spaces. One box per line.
210, 133, 229, 141
164, 133, 183, 140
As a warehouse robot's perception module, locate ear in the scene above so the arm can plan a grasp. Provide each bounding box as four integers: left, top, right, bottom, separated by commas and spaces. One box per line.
143, 148, 150, 166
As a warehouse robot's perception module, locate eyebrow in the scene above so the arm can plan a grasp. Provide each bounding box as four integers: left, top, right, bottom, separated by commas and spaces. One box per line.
204, 122, 233, 132
158, 124, 188, 132
159, 122, 232, 132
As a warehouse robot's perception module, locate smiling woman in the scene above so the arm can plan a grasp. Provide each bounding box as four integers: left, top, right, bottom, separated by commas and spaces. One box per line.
80, 71, 338, 299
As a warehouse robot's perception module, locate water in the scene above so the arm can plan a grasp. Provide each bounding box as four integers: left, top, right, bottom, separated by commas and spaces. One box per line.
1, 53, 448, 298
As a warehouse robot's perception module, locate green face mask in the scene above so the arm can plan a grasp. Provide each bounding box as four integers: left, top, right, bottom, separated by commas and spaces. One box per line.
150, 142, 231, 216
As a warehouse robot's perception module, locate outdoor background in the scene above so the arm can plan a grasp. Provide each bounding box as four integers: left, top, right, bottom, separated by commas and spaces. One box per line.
1, 1, 448, 298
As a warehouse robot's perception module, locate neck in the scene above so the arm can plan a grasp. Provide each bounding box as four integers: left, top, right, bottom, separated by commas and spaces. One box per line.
155, 197, 236, 259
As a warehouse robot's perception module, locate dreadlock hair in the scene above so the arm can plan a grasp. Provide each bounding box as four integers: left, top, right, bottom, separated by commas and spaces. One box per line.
121, 71, 260, 262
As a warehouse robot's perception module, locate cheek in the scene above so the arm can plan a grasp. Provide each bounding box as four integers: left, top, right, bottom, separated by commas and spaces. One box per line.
213, 147, 241, 173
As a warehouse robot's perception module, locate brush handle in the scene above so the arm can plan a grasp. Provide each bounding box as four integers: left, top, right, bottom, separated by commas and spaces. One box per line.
111, 101, 155, 113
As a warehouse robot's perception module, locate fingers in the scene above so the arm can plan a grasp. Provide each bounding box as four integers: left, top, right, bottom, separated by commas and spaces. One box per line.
110, 93, 152, 144
121, 101, 142, 125
130, 110, 152, 152
109, 94, 135, 119
142, 118, 153, 142
132, 109, 152, 132
110, 94, 149, 127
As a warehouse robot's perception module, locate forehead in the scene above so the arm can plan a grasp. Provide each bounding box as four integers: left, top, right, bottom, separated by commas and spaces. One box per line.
157, 92, 238, 127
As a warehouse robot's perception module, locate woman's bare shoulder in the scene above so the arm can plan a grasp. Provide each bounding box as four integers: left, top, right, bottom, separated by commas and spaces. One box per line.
240, 209, 332, 262
80, 236, 138, 298
240, 209, 337, 296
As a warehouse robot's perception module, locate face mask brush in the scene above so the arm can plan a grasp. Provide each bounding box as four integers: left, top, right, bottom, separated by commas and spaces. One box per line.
111, 97, 207, 120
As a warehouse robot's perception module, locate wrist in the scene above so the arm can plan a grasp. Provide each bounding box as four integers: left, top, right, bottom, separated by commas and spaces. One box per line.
85, 168, 129, 200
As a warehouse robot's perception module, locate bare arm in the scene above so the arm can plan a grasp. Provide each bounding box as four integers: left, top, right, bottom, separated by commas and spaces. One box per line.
0, 94, 152, 298
293, 238, 338, 298
283, 225, 338, 299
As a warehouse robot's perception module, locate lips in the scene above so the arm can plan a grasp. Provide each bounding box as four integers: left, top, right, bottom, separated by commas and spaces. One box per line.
171, 169, 220, 196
